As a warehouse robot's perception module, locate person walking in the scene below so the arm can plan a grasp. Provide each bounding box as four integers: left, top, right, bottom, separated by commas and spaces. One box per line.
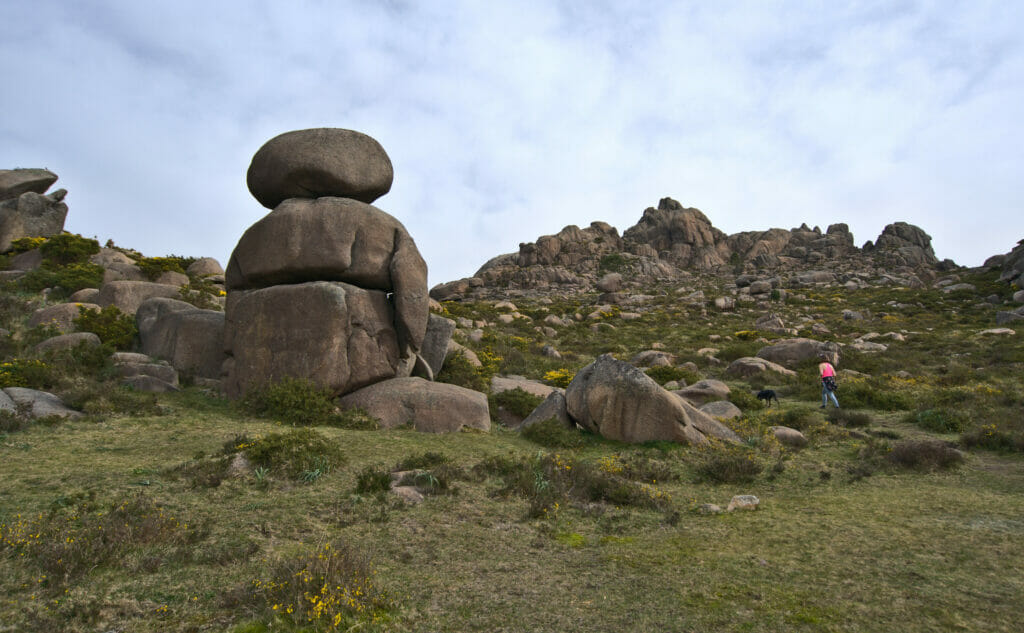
819, 353, 839, 409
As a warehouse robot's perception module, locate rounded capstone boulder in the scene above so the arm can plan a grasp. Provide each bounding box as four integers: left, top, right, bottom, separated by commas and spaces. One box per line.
247, 128, 394, 209
338, 377, 490, 433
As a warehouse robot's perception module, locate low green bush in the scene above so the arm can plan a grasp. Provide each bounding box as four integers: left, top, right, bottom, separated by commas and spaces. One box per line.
960, 424, 1024, 453
903, 408, 970, 434
489, 387, 543, 422
238, 377, 376, 428
73, 305, 137, 350
136, 256, 189, 280
238, 428, 345, 481
38, 233, 100, 267
436, 350, 489, 393
521, 417, 588, 449
18, 263, 105, 296
645, 365, 700, 386
728, 388, 762, 412
355, 465, 392, 495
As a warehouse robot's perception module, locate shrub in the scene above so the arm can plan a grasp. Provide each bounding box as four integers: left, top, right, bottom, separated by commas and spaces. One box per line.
960, 424, 1024, 453
238, 377, 337, 426
239, 428, 345, 481
728, 388, 762, 412
493, 452, 673, 519
0, 358, 51, 389
489, 387, 543, 422
888, 439, 965, 470
779, 407, 818, 432
826, 408, 872, 428
693, 445, 764, 484
903, 408, 970, 434
248, 540, 396, 629
73, 305, 137, 349
395, 451, 451, 471
18, 263, 105, 296
0, 493, 204, 583
136, 256, 189, 280
521, 417, 588, 449
436, 350, 489, 393
598, 253, 627, 273
716, 341, 762, 363
542, 368, 574, 388
9, 236, 47, 253
355, 465, 392, 495
38, 233, 100, 266
332, 406, 380, 430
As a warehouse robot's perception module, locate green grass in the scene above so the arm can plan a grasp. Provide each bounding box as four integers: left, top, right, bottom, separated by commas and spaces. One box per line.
2, 264, 1024, 631
1, 389, 1022, 632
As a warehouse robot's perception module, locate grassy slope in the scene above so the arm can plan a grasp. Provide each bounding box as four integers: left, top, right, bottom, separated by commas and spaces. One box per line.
2, 267, 1023, 632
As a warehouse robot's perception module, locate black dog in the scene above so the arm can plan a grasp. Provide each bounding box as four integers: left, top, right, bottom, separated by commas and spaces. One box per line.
756, 389, 780, 407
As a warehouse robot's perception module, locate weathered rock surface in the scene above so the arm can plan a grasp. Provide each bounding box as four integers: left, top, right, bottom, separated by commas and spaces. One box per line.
136, 298, 226, 379
32, 332, 101, 356
95, 281, 181, 315
491, 375, 556, 399
676, 379, 730, 406
0, 189, 69, 251
0, 168, 58, 202
419, 315, 455, 379
338, 377, 489, 433
726, 356, 797, 378
186, 257, 224, 277
29, 302, 100, 333
770, 425, 808, 448
756, 338, 839, 366
247, 128, 394, 209
223, 281, 403, 398
519, 390, 573, 430
564, 354, 719, 445
699, 400, 743, 420
3, 387, 82, 419
225, 196, 427, 355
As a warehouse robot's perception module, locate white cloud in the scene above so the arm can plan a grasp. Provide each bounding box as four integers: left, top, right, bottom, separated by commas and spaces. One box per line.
1, 0, 1022, 285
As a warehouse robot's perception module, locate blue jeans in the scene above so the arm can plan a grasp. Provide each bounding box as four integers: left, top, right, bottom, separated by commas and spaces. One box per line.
821, 382, 839, 408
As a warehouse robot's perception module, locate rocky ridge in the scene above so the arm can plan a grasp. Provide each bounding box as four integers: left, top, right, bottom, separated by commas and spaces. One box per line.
431, 197, 954, 302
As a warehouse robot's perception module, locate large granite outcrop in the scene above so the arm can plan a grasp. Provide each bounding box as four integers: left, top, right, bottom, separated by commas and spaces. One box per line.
225, 129, 432, 402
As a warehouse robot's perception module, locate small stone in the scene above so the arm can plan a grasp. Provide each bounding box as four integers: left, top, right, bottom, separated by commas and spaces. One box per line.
699, 503, 722, 514
727, 495, 760, 512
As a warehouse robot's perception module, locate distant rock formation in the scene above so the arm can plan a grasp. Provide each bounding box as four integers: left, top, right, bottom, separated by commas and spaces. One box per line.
434, 195, 955, 300
0, 168, 68, 252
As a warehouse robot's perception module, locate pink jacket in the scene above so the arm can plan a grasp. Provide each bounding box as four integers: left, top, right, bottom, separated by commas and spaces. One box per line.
819, 362, 835, 378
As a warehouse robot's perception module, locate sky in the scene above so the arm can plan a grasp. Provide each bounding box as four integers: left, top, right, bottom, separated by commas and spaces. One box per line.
2, 1, 1022, 286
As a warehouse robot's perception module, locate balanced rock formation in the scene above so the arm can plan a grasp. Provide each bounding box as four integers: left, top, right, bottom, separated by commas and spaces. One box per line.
224, 129, 429, 399
247, 128, 393, 209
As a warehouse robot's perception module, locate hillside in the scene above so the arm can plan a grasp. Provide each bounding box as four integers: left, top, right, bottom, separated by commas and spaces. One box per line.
1, 169, 1024, 631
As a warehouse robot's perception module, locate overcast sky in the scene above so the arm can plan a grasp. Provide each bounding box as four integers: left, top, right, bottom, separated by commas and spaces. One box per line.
2, 1, 1021, 286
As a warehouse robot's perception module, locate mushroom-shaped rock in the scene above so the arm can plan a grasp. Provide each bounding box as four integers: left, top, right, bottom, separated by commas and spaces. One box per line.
564, 354, 711, 445
338, 377, 489, 433
247, 128, 394, 209
223, 281, 404, 399
225, 196, 427, 355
